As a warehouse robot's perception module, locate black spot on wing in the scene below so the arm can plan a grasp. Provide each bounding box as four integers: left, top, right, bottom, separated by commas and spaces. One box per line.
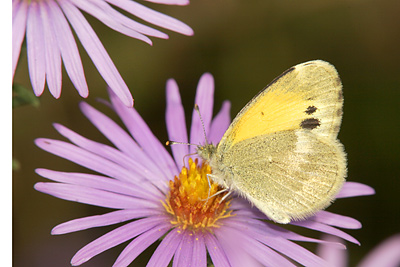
300, 118, 320, 130
305, 106, 317, 115
261, 111, 265, 116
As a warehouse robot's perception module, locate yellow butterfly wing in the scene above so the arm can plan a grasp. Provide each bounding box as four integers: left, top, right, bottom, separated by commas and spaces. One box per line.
218, 60, 343, 149
211, 60, 346, 223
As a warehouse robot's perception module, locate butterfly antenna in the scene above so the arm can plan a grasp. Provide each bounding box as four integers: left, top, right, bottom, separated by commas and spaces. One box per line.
194, 104, 210, 145
165, 141, 198, 167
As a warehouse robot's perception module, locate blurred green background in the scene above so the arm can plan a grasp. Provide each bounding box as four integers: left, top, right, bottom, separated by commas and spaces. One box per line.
13, 0, 400, 266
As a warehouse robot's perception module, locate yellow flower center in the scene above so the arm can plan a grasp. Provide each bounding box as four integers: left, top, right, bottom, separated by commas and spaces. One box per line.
162, 158, 233, 232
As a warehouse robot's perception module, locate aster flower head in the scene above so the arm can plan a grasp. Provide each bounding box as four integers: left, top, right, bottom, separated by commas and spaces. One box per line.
35, 73, 375, 266
12, 0, 193, 106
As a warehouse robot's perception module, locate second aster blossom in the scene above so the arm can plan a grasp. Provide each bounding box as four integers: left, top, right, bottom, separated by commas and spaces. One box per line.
35, 73, 375, 266
12, 0, 193, 106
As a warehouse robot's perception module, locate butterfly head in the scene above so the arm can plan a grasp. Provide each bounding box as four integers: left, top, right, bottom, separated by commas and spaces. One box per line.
196, 143, 217, 162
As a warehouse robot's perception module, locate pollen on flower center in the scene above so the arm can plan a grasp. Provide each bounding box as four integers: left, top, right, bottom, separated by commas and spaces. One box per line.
162, 158, 233, 231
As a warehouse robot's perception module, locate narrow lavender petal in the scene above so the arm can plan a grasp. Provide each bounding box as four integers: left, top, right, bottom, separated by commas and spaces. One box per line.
87, 0, 169, 39
209, 100, 231, 144
172, 231, 193, 267
35, 138, 153, 186
53, 123, 167, 192
46, 0, 88, 97
70, 0, 152, 44
291, 220, 360, 245
40, 1, 62, 98
357, 234, 400, 267
171, 231, 207, 267
228, 216, 346, 249
26, 1, 45, 96
147, 228, 183, 267
312, 211, 362, 229
112, 223, 171, 267
144, 0, 189, 5
106, 0, 194, 36
79, 102, 168, 183
204, 232, 230, 267
36, 168, 162, 201
214, 228, 264, 267
109, 89, 179, 179
59, 0, 133, 107
190, 73, 215, 154
12, 0, 28, 79
191, 232, 207, 267
316, 235, 347, 267
71, 216, 169, 266
218, 225, 296, 266
35, 182, 160, 210
336, 182, 375, 198
223, 219, 336, 266
165, 79, 189, 168
52, 209, 162, 235
259, 235, 329, 267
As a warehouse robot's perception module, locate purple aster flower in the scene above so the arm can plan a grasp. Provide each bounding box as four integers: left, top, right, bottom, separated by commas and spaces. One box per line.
317, 233, 400, 267
12, 0, 193, 106
35, 73, 375, 266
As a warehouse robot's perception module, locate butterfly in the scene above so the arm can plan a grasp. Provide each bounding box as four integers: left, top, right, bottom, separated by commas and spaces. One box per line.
197, 60, 346, 224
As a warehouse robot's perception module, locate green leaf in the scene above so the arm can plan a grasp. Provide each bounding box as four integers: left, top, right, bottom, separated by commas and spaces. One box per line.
12, 84, 40, 108
12, 158, 21, 171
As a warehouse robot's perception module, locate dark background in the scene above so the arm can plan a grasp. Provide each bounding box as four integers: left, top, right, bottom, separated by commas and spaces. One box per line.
13, 0, 400, 266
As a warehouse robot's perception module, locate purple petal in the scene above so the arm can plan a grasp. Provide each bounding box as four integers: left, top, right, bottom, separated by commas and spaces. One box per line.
79, 102, 168, 185
46, 0, 89, 97
172, 231, 194, 267
58, 0, 133, 106
147, 228, 183, 267
336, 182, 375, 198
144, 0, 190, 5
204, 232, 230, 267
165, 79, 189, 168
39, 1, 62, 98
209, 100, 231, 144
357, 234, 400, 267
112, 223, 171, 267
224, 219, 333, 267
228, 215, 346, 249
190, 73, 215, 153
218, 225, 296, 267
171, 231, 206, 267
12, 0, 28, 79
316, 235, 348, 267
69, 0, 152, 44
26, 1, 45, 96
35, 138, 153, 187
53, 122, 168, 192
81, 0, 168, 39
109, 89, 179, 179
192, 232, 207, 267
51, 209, 162, 235
71, 216, 169, 265
36, 168, 162, 201
291, 220, 360, 245
35, 182, 160, 210
312, 211, 362, 229
106, 0, 194, 36
214, 227, 264, 267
